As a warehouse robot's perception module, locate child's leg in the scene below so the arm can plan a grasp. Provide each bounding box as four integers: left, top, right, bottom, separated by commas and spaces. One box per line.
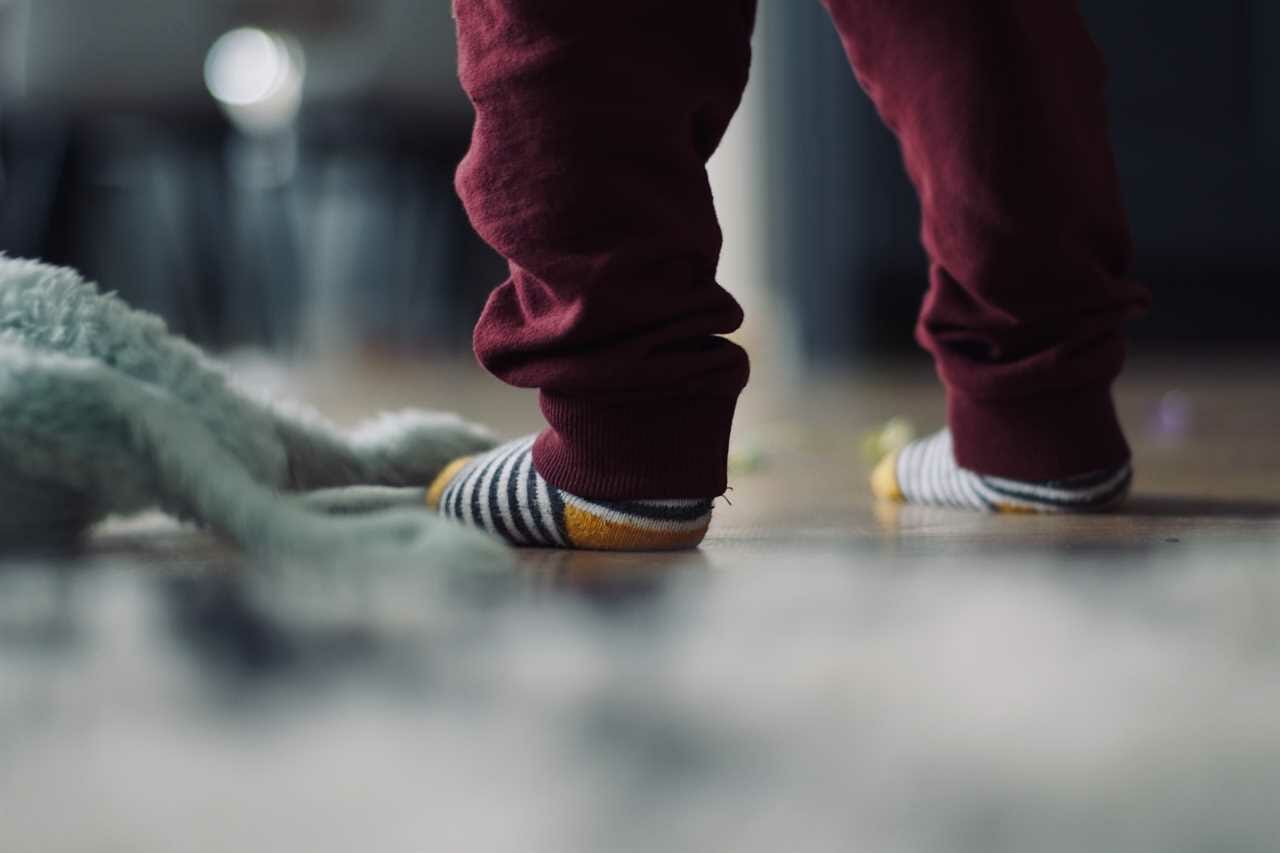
436, 1, 757, 548
820, 0, 1152, 511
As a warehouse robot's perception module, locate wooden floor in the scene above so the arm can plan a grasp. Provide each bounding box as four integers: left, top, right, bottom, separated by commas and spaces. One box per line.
90, 349, 1280, 576
9, 350, 1280, 853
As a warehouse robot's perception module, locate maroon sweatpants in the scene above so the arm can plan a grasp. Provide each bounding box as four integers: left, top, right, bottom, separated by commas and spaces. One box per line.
454, 0, 1151, 500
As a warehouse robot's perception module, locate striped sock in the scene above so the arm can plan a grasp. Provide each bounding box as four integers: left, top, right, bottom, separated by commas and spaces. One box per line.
425, 436, 714, 551
870, 429, 1132, 513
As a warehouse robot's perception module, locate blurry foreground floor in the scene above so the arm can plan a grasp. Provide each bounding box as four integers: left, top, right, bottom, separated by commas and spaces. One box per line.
4, 352, 1280, 852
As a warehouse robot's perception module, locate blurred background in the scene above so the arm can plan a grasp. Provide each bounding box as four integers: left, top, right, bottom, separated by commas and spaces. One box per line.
0, 0, 1277, 363
6, 8, 1280, 851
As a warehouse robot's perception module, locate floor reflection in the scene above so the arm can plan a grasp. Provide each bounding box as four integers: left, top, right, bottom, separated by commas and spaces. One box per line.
5, 540, 1280, 851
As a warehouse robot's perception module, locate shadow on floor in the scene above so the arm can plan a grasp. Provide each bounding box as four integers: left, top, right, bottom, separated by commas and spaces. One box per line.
1124, 495, 1280, 519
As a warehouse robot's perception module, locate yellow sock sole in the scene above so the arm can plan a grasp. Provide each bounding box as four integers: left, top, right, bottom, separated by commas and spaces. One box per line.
427, 443, 713, 551
560, 502, 710, 551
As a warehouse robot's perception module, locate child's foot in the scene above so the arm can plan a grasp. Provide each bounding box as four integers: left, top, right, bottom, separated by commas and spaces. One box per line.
426, 436, 714, 550
870, 429, 1132, 513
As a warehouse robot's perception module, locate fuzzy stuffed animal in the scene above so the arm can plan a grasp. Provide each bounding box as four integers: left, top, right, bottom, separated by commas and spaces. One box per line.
0, 256, 509, 566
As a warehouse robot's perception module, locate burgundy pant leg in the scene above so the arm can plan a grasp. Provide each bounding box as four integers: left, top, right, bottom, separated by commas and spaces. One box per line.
454, 1, 757, 499
821, 0, 1152, 481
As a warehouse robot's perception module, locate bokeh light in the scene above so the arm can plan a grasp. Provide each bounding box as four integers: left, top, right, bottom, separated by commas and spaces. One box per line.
204, 27, 305, 134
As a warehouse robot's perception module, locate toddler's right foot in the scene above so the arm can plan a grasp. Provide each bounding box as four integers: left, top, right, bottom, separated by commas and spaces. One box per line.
426, 436, 714, 551
871, 429, 1132, 513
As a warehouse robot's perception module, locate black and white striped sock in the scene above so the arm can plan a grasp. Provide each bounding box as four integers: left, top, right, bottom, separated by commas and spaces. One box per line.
871, 429, 1132, 513
426, 436, 715, 550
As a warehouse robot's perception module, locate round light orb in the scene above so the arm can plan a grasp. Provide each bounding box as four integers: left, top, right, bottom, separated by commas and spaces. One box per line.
205, 28, 285, 107
205, 27, 306, 135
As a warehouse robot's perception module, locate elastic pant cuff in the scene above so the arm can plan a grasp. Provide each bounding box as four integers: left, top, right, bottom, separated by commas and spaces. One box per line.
532, 392, 739, 500
949, 385, 1130, 481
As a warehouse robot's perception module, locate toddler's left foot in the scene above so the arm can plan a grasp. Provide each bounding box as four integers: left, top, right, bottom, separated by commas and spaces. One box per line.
871, 429, 1131, 513
426, 436, 713, 550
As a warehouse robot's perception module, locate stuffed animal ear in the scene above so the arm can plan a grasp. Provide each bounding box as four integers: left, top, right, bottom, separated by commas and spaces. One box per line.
347, 410, 497, 485
277, 408, 498, 492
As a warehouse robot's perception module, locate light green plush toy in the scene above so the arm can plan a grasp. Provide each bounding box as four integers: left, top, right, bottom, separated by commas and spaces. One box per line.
0, 256, 509, 568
